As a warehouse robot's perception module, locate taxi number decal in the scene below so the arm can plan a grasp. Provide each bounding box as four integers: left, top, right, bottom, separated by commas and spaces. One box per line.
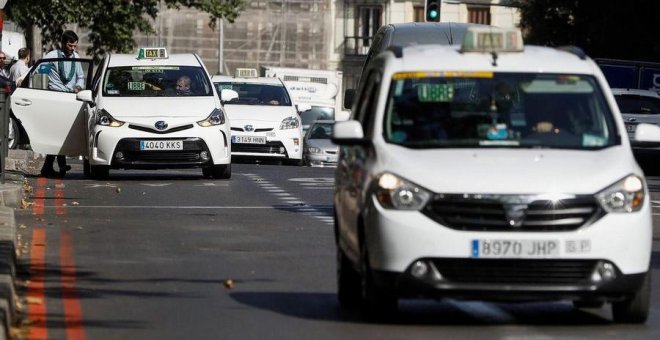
127, 82, 146, 91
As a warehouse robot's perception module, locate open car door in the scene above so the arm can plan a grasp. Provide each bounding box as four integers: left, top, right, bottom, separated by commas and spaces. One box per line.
11, 57, 93, 156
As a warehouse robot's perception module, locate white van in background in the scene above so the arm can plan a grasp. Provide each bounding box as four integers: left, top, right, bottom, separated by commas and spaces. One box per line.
261, 66, 350, 131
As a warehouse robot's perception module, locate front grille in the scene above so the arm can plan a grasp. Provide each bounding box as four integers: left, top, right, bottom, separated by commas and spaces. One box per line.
282, 75, 327, 84
431, 259, 598, 285
232, 141, 287, 155
231, 127, 274, 132
113, 137, 210, 166
325, 150, 337, 155
128, 124, 194, 134
423, 195, 602, 232
122, 151, 201, 163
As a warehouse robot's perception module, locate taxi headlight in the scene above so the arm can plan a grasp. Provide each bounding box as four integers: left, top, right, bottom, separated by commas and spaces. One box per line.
96, 109, 124, 127
375, 173, 432, 210
280, 116, 299, 130
197, 108, 226, 127
596, 175, 645, 213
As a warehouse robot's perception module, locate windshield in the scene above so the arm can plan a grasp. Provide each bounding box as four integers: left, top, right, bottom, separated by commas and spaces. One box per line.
307, 122, 334, 140
103, 66, 213, 97
614, 94, 660, 114
384, 72, 618, 150
301, 106, 335, 130
215, 82, 292, 106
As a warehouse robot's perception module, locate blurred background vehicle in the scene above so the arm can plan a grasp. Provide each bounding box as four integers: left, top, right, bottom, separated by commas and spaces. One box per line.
302, 120, 337, 167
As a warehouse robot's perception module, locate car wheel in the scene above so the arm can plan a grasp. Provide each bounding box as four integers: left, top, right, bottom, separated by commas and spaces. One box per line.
83, 158, 91, 178
7, 117, 19, 150
206, 164, 231, 179
359, 245, 397, 320
612, 272, 650, 323
90, 165, 110, 180
337, 247, 360, 309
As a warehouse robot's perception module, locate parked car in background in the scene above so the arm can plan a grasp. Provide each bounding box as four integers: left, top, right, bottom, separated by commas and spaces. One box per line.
613, 88, 660, 148
303, 120, 337, 167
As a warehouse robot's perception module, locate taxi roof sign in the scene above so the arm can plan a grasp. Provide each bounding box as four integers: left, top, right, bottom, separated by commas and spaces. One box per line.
137, 47, 168, 59
235, 68, 258, 78
460, 27, 523, 53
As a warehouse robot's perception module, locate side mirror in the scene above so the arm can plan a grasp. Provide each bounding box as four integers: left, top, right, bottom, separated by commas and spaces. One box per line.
634, 123, 660, 143
331, 120, 368, 145
344, 89, 356, 110
220, 89, 239, 104
76, 90, 93, 103
296, 103, 312, 113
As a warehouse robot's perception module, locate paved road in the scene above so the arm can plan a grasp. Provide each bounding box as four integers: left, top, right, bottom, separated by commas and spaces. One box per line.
15, 162, 660, 339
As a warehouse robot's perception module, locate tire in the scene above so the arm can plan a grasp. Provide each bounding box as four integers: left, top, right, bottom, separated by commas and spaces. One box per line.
612, 272, 650, 323
90, 165, 110, 180
337, 247, 360, 309
205, 164, 231, 179
7, 117, 19, 150
359, 245, 397, 320
83, 158, 91, 178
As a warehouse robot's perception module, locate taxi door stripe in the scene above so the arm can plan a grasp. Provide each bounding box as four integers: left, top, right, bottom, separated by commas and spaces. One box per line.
27, 228, 48, 340
55, 179, 66, 216
33, 177, 47, 215
60, 230, 87, 340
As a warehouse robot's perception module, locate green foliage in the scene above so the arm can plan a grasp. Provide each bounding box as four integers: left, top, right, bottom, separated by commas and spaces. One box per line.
510, 0, 660, 61
5, 0, 245, 59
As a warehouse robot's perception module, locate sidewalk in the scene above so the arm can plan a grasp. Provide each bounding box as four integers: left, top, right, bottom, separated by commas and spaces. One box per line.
0, 149, 40, 339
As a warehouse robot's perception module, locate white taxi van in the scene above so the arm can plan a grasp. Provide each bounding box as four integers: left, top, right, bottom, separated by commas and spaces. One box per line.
212, 69, 308, 165
332, 27, 659, 322
11, 47, 233, 179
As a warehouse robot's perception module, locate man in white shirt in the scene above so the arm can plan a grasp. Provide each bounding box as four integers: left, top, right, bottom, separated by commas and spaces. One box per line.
44, 30, 85, 93
9, 47, 30, 86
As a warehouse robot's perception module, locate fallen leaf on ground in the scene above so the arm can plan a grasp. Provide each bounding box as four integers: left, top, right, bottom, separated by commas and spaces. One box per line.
25, 297, 42, 305
18, 224, 27, 229
224, 279, 234, 289
72, 201, 80, 206
116, 187, 122, 193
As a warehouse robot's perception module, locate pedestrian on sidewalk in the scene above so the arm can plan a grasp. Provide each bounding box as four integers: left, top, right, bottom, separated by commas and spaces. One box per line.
9, 47, 31, 86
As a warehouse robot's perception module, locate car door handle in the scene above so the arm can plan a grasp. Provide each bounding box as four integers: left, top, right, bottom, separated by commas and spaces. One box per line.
13, 99, 32, 106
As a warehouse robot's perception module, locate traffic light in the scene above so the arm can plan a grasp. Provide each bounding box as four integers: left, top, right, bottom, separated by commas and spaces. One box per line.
425, 0, 441, 22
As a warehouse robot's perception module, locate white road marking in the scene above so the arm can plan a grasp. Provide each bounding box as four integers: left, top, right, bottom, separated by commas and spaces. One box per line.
84, 183, 119, 188
142, 183, 172, 187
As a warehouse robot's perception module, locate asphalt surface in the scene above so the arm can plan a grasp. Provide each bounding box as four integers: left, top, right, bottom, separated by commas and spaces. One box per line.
13, 160, 660, 340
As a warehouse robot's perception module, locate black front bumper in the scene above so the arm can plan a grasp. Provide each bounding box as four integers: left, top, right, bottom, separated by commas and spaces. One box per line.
112, 137, 214, 169
373, 258, 647, 302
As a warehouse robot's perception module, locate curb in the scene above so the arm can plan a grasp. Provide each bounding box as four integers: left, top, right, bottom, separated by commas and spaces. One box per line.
0, 150, 30, 339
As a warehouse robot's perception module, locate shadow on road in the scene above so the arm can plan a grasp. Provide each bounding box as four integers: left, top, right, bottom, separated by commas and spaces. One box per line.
229, 291, 614, 326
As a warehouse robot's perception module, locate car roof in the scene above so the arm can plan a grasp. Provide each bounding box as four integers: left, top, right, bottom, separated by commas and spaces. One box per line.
610, 88, 660, 98
385, 22, 488, 47
211, 75, 284, 85
108, 53, 203, 67
380, 44, 600, 75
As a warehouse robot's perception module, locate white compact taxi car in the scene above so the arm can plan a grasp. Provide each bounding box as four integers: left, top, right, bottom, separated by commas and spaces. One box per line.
332, 27, 659, 323
11, 47, 232, 179
212, 70, 308, 165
